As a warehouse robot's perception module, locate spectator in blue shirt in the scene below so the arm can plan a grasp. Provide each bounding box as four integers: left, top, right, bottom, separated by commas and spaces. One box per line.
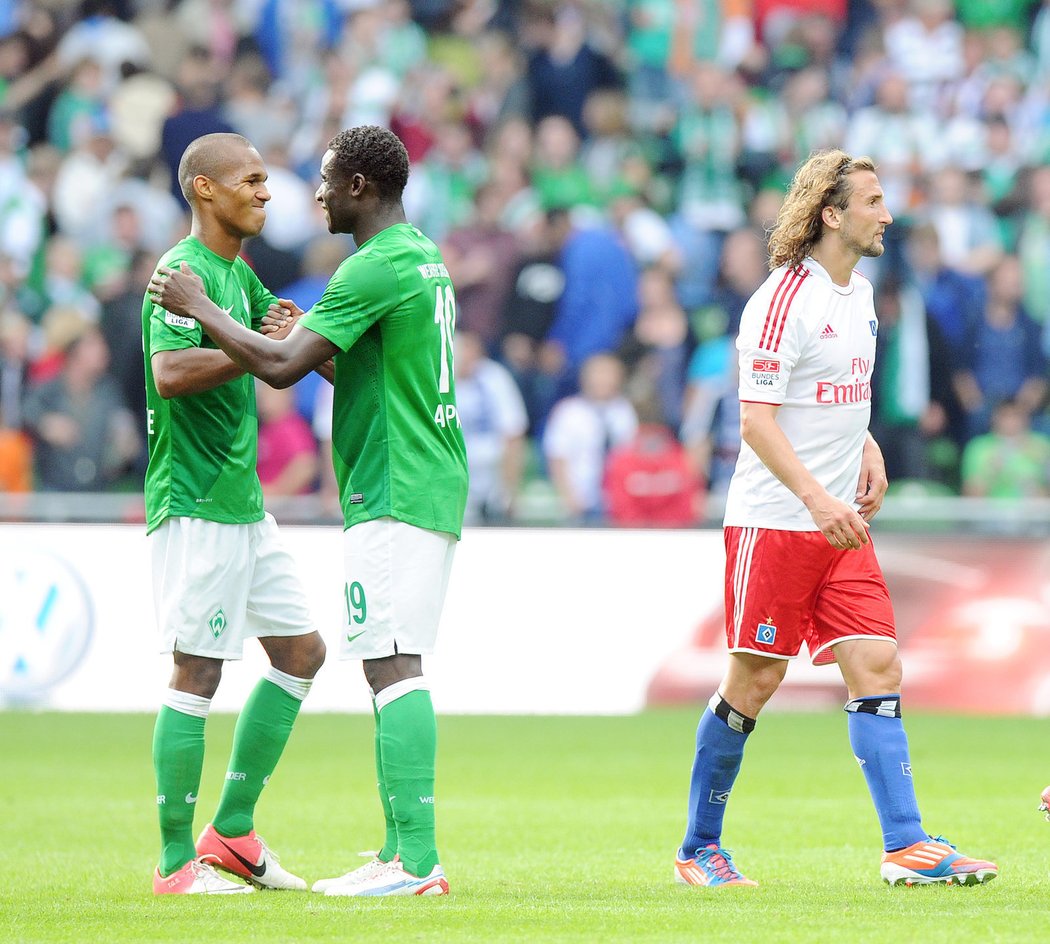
544, 207, 639, 393
905, 221, 985, 356
953, 254, 1047, 440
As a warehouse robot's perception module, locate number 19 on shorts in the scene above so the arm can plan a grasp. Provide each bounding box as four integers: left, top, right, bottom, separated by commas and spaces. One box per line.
345, 581, 366, 626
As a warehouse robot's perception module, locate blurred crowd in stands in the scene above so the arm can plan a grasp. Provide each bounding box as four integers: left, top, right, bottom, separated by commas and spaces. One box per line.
3, 0, 1050, 524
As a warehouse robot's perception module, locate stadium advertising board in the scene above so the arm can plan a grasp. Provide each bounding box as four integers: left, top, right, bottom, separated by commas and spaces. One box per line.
2, 526, 1049, 715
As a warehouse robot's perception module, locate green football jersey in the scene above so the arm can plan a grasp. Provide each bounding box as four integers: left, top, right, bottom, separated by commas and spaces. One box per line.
142, 236, 277, 534
299, 223, 469, 537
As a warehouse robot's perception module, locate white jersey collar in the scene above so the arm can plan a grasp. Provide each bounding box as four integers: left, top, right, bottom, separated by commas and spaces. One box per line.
802, 256, 856, 295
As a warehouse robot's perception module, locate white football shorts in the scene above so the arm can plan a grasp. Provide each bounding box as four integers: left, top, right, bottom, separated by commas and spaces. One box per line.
150, 513, 314, 660
340, 516, 457, 661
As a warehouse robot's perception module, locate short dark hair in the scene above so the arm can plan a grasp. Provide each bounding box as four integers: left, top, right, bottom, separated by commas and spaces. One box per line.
326, 126, 410, 201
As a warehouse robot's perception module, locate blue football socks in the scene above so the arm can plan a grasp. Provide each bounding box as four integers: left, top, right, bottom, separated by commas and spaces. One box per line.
680, 693, 754, 857
845, 695, 927, 851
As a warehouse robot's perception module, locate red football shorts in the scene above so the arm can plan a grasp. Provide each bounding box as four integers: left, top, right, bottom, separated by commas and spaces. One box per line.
723, 526, 897, 664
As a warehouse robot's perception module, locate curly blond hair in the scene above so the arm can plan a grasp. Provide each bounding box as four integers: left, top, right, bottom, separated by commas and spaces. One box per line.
767, 150, 876, 271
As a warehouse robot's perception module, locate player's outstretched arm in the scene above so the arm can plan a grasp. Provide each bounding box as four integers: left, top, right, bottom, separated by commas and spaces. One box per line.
152, 300, 302, 398
150, 263, 339, 388
740, 400, 870, 550
262, 302, 335, 385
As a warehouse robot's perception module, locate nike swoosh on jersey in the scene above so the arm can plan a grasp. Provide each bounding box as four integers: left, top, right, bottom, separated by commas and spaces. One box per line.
346, 630, 366, 643
216, 837, 267, 877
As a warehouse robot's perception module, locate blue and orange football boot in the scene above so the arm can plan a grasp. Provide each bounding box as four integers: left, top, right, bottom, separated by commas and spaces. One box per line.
880, 836, 997, 886
674, 844, 758, 888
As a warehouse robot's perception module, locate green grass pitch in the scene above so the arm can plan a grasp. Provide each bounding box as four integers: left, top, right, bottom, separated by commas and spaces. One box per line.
0, 709, 1045, 943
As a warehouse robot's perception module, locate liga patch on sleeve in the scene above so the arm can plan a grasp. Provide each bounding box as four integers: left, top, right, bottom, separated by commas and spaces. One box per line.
164, 312, 197, 329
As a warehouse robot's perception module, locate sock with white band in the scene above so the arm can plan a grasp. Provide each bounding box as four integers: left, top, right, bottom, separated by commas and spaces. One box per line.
162, 688, 212, 719
211, 671, 311, 838
153, 689, 211, 875
680, 692, 754, 857
265, 665, 314, 702
375, 676, 439, 877
845, 694, 927, 851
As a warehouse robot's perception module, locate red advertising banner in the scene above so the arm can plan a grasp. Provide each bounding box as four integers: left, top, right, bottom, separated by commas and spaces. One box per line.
647, 535, 1050, 716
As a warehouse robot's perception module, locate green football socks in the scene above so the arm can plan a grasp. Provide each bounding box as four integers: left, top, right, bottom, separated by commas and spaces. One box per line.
373, 697, 399, 863
153, 692, 210, 877
211, 668, 311, 839
376, 680, 439, 877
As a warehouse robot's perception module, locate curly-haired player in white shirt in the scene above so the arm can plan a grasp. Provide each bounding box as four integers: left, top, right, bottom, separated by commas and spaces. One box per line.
673, 150, 998, 890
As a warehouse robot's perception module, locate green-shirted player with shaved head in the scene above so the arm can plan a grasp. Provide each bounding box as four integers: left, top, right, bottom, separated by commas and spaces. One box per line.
151, 125, 468, 897
145, 132, 327, 896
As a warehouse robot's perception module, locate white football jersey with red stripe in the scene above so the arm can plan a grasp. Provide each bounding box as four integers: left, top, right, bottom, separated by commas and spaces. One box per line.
724, 257, 878, 530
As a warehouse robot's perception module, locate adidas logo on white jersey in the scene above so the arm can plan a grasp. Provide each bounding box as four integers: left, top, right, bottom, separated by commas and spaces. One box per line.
819, 324, 837, 339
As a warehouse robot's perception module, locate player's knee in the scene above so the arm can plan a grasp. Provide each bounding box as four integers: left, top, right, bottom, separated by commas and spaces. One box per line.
749, 669, 784, 708
268, 632, 326, 679
314, 636, 328, 674
881, 654, 903, 693
724, 655, 786, 715
298, 633, 327, 678
172, 658, 223, 698
363, 653, 422, 693
866, 648, 902, 692
848, 654, 902, 699
728, 667, 784, 715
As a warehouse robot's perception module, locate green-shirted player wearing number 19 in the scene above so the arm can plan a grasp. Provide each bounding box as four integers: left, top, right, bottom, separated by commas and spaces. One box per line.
150, 126, 469, 897
144, 133, 327, 895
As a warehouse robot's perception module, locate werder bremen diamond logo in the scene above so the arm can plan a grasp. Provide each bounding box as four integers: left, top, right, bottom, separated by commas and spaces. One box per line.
208, 608, 227, 638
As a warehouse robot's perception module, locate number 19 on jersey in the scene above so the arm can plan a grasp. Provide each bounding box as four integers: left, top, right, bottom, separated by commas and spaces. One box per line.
433, 283, 460, 428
